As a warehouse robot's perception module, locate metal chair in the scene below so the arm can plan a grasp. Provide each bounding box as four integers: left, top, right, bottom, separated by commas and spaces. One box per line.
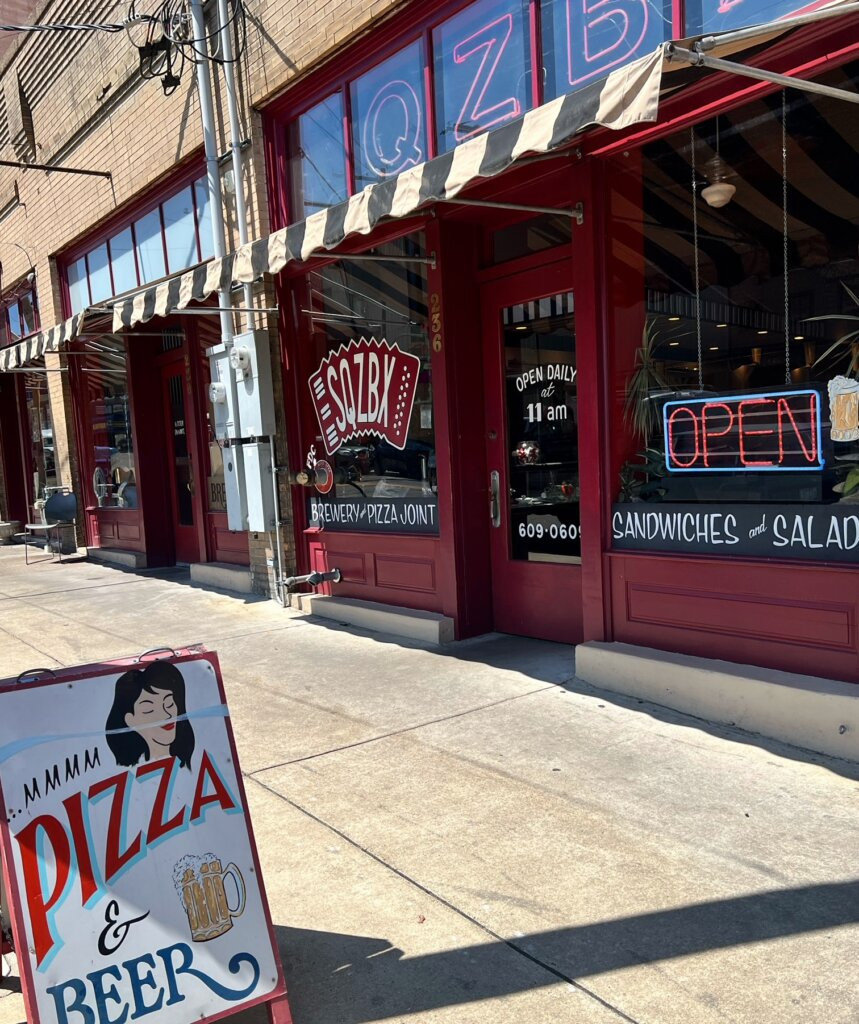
24, 490, 78, 564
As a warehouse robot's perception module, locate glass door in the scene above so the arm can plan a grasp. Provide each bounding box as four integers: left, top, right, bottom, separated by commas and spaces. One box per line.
482, 262, 583, 643
161, 362, 199, 563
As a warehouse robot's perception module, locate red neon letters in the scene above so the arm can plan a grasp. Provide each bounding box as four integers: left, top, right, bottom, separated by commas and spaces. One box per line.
665, 391, 822, 472
453, 14, 521, 143
565, 0, 651, 88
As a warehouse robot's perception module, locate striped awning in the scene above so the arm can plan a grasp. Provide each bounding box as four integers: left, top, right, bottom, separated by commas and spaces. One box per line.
0, 312, 87, 371
110, 44, 666, 332
3, 0, 854, 362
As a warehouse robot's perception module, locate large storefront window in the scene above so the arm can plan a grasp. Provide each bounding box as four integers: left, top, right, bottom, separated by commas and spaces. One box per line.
284, 0, 673, 221
612, 70, 859, 562
302, 232, 436, 535
83, 338, 137, 509
23, 363, 57, 499
65, 177, 211, 315
351, 41, 428, 189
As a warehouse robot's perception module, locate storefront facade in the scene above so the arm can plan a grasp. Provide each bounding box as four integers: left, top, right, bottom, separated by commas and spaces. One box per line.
262, 0, 859, 679
60, 167, 250, 570
0, 277, 56, 526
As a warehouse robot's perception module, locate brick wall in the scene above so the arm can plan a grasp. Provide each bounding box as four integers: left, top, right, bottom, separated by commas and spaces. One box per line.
0, 0, 415, 589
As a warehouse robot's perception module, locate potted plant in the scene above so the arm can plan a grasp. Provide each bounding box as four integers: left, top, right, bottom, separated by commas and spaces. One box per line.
623, 317, 669, 443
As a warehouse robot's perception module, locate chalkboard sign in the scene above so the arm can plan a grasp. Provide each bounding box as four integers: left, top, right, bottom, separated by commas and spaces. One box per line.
612, 502, 859, 563
308, 496, 439, 535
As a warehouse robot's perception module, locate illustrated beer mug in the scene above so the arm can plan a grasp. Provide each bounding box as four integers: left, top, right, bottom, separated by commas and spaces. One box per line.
176, 856, 246, 941
828, 375, 859, 442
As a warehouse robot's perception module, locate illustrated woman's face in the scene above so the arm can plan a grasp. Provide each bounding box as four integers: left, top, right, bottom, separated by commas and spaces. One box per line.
125, 687, 178, 753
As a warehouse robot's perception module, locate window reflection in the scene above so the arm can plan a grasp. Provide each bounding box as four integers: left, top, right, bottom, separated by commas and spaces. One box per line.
304, 233, 437, 530
23, 362, 57, 498
163, 187, 198, 272
540, 0, 671, 98
350, 42, 428, 190
68, 257, 89, 315
289, 93, 349, 219
433, 0, 532, 153
88, 244, 112, 304
110, 229, 137, 295
83, 338, 137, 509
134, 209, 166, 283
615, 72, 859, 507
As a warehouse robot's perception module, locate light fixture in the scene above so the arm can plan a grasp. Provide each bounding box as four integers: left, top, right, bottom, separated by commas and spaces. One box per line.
515, 325, 527, 331
757, 330, 768, 335
701, 117, 736, 208
794, 334, 805, 340
701, 176, 736, 208
716, 323, 728, 328
668, 316, 680, 321
669, 341, 680, 347
709, 346, 719, 351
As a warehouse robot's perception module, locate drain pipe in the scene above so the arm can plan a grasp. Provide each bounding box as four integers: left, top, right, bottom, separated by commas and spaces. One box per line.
189, 0, 241, 440
217, 0, 287, 606
217, 0, 254, 321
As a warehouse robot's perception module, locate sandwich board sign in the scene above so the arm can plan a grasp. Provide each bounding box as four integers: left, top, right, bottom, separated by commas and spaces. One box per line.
0, 648, 291, 1024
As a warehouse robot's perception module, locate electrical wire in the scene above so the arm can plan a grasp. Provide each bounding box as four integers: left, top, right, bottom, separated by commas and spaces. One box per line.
1, 0, 248, 95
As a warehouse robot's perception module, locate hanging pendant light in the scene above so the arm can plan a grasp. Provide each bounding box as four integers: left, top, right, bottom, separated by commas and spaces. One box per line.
702, 116, 736, 208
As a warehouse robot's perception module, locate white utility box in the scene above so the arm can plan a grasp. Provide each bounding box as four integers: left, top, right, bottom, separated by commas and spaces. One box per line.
207, 343, 239, 441
233, 330, 277, 438
222, 444, 248, 531
243, 441, 277, 532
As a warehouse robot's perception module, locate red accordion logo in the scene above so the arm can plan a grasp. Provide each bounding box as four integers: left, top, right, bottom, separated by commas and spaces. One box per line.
308, 337, 421, 454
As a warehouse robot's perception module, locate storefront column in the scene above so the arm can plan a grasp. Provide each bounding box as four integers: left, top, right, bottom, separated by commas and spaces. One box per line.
430, 216, 493, 637
574, 159, 613, 643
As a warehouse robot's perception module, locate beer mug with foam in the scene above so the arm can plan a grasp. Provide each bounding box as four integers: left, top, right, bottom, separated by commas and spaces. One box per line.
175, 855, 246, 941
828, 375, 859, 442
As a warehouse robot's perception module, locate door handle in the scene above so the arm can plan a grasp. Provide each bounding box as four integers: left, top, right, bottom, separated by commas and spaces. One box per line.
489, 470, 501, 528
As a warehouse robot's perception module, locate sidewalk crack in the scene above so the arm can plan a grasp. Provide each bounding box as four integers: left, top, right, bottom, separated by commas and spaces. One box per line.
248, 685, 557, 774
248, 775, 641, 1024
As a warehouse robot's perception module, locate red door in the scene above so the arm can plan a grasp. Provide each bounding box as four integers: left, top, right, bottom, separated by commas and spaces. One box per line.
161, 362, 201, 564
481, 261, 583, 644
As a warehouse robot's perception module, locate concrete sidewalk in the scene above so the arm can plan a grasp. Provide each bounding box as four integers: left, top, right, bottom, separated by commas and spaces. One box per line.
0, 547, 857, 1024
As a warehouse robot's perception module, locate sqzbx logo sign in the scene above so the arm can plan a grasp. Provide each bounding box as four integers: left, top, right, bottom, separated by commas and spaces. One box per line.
308, 337, 421, 454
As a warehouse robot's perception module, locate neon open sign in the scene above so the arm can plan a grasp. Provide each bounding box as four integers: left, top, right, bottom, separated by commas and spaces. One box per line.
662, 389, 824, 473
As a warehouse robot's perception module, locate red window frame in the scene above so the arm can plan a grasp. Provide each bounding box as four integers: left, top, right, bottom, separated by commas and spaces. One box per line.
266, 0, 691, 229
58, 159, 207, 319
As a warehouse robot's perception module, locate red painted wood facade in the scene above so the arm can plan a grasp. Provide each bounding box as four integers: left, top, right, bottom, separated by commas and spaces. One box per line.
266, 8, 859, 682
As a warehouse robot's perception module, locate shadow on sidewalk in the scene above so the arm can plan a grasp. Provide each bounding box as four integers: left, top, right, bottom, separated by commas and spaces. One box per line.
275, 878, 859, 1023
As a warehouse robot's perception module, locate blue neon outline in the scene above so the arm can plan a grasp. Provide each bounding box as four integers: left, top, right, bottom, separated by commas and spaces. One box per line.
662, 389, 825, 473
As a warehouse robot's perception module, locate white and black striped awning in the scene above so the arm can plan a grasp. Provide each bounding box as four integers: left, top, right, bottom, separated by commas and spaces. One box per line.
109, 45, 666, 332
3, 1, 855, 365
0, 312, 87, 371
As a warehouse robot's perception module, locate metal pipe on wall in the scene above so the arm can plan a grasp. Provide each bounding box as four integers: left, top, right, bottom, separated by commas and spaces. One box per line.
217, 0, 255, 328
216, 0, 287, 605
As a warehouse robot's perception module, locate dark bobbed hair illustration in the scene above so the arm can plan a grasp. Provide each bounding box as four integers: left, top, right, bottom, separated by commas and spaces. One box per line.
105, 660, 195, 769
